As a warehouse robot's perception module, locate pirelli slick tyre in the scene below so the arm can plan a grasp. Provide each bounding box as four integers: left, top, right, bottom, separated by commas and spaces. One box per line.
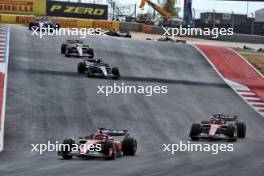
88, 48, 94, 58
102, 141, 117, 160
87, 68, 93, 77
112, 67, 120, 79
77, 62, 86, 74
61, 138, 75, 159
122, 137, 137, 156
61, 44, 67, 54
65, 49, 70, 57
28, 23, 33, 30
125, 34, 132, 38
237, 122, 246, 138
226, 125, 237, 142
189, 123, 202, 141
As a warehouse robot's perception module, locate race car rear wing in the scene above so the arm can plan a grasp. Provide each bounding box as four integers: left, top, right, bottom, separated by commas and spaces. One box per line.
98, 128, 129, 136
66, 40, 83, 44
220, 116, 238, 121
211, 114, 238, 121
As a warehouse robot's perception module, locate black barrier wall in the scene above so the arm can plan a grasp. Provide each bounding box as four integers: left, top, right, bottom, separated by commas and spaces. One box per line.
46, 1, 108, 20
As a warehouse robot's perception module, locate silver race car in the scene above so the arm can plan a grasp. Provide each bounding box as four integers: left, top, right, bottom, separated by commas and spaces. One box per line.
61, 40, 94, 58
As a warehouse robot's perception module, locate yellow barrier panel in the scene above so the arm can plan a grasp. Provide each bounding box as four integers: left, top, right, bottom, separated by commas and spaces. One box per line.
0, 14, 120, 31
92, 20, 119, 30
33, 0, 46, 15
0, 14, 34, 23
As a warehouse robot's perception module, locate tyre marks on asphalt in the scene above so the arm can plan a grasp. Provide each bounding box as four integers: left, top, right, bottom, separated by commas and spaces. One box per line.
195, 44, 264, 116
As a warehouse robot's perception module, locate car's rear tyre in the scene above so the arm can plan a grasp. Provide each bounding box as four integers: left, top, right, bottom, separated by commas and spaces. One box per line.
102, 140, 117, 160
77, 62, 86, 74
126, 34, 132, 38
65, 49, 70, 57
28, 23, 33, 30
112, 67, 120, 79
189, 123, 202, 141
226, 125, 237, 142
237, 122, 246, 138
122, 137, 137, 156
61, 44, 67, 54
88, 48, 94, 58
87, 68, 92, 77
61, 138, 75, 159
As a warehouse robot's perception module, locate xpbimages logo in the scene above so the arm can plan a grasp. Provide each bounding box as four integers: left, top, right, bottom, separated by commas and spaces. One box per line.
163, 141, 234, 155
31, 141, 102, 155
97, 83, 168, 96
31, 26, 104, 38
163, 26, 234, 39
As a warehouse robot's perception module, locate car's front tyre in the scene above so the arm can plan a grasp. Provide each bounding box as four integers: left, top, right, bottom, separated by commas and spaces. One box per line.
60, 138, 75, 159
237, 122, 246, 138
112, 67, 120, 79
61, 44, 67, 54
77, 62, 86, 74
189, 123, 202, 141
102, 140, 117, 160
122, 137, 137, 156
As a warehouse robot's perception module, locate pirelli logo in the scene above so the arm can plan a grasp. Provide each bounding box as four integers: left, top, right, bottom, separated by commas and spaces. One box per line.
0, 0, 33, 13
46, 1, 108, 20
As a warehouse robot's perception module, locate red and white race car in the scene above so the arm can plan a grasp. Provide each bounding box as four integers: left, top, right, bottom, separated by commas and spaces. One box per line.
189, 113, 246, 141
58, 128, 137, 160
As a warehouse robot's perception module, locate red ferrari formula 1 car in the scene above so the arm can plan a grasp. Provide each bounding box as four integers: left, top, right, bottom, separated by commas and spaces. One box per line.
189, 113, 246, 141
58, 128, 137, 160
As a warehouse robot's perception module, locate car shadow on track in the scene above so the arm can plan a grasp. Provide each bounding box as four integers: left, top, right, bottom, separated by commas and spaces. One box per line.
120, 76, 229, 88
13, 68, 229, 88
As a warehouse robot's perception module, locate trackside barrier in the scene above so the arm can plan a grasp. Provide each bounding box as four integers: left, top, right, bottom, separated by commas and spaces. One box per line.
0, 14, 120, 30
0, 24, 9, 152
120, 22, 264, 44
0, 0, 46, 15
119, 22, 142, 32
0, 13, 262, 44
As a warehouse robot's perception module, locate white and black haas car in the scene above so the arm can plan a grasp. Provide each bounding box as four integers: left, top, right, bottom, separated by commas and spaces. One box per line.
189, 113, 246, 141
28, 17, 60, 30
58, 128, 137, 160
77, 58, 120, 79
61, 40, 94, 58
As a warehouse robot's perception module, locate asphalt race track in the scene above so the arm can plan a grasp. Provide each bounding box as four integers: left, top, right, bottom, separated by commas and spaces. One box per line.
0, 25, 264, 176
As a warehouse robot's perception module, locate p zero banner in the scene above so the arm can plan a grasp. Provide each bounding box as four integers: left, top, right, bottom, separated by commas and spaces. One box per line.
0, 0, 46, 15
46, 1, 108, 20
